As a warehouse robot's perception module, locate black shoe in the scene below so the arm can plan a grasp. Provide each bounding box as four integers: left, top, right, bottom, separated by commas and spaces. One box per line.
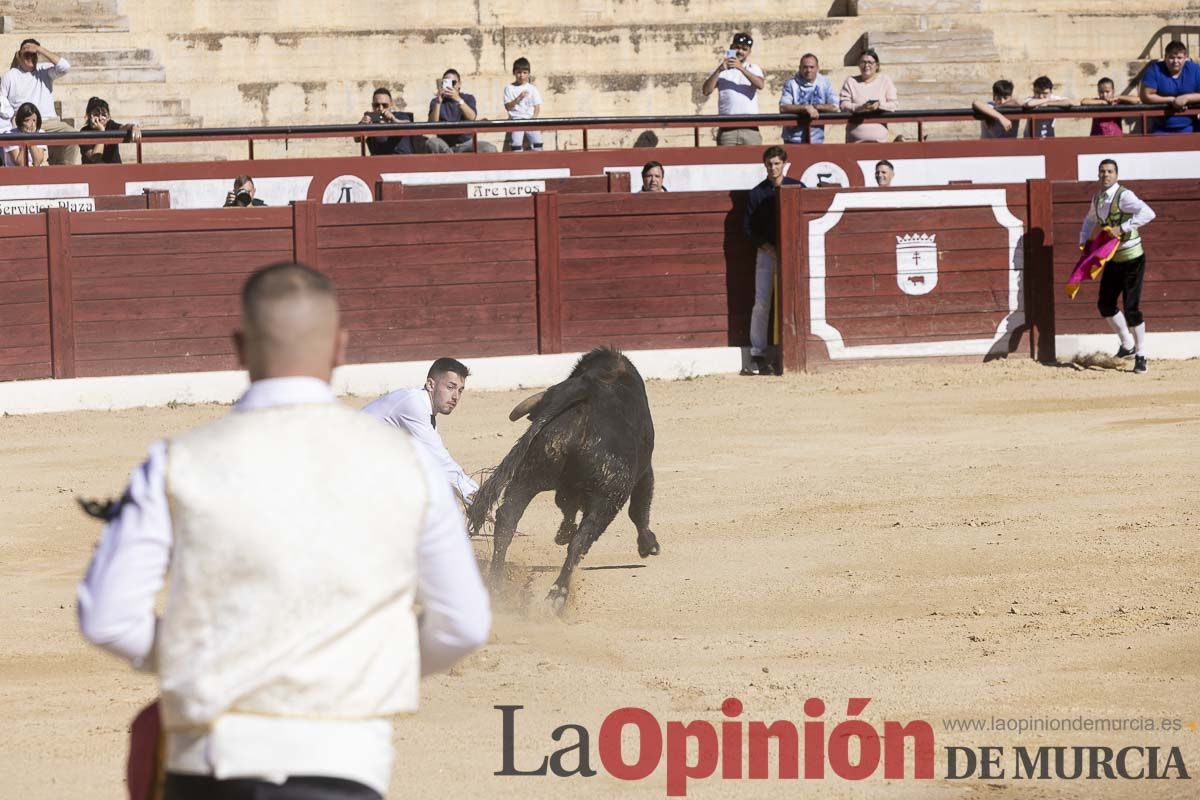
758, 360, 777, 376
741, 356, 765, 376
1133, 356, 1147, 374
1115, 344, 1135, 358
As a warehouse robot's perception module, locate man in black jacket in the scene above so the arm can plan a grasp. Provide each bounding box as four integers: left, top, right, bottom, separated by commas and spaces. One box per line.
742, 146, 803, 375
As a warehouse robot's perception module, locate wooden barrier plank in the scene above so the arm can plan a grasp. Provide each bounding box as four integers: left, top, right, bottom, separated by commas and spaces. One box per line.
810, 208, 1029, 236
45, 208, 75, 378
70, 250, 293, 280
77, 336, 234, 362
558, 192, 739, 217
562, 331, 728, 352
75, 273, 251, 301
0, 280, 48, 305
561, 253, 729, 280
76, 315, 241, 343
338, 282, 535, 311
827, 292, 1012, 318
0, 240, 50, 274
316, 240, 537, 268
0, 362, 51, 381
292, 200, 318, 265
563, 314, 730, 337
76, 353, 240, 377
72, 229, 294, 257
822, 272, 1011, 298
560, 212, 733, 239
324, 260, 536, 287
820, 233, 1013, 258
828, 311, 1011, 339
341, 302, 537, 329
68, 207, 291, 235
319, 219, 533, 249
345, 322, 537, 348
534, 192, 562, 354
562, 274, 728, 301
0, 344, 51, 367
346, 339, 537, 364
563, 294, 727, 321
559, 233, 728, 260
0, 301, 53, 325
75, 294, 240, 323
318, 197, 531, 226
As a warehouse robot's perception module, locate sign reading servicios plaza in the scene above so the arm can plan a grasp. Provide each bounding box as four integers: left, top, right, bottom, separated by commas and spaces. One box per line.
0, 197, 97, 215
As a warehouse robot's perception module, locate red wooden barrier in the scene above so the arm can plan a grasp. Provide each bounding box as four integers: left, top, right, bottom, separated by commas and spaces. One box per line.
779, 184, 1032, 371
0, 214, 52, 381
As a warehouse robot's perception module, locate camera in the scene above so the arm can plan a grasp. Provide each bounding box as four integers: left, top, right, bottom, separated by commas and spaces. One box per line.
369, 111, 385, 123
442, 78, 454, 90
233, 189, 253, 207
725, 49, 738, 59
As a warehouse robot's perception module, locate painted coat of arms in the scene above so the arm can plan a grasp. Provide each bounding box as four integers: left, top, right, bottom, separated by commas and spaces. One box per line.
895, 233, 938, 296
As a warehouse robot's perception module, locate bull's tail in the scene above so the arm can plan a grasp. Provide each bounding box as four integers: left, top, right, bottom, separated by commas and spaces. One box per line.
466, 376, 591, 535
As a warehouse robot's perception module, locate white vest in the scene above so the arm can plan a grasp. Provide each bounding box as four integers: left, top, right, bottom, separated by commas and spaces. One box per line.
158, 403, 427, 732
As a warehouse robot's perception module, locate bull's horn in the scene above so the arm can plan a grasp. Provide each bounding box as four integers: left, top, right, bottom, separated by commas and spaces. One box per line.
509, 390, 546, 421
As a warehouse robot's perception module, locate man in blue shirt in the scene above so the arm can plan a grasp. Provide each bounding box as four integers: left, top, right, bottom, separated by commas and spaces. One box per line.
425, 68, 498, 153
779, 53, 838, 144
742, 146, 804, 375
1139, 40, 1200, 133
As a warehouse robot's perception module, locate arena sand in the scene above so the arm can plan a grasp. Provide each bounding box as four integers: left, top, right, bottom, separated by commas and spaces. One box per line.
1, 358, 1197, 799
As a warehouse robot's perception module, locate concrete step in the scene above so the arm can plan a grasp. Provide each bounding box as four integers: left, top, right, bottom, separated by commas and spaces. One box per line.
63, 49, 160, 67
852, 0, 982, 13
62, 64, 167, 83
0, 0, 127, 32
864, 29, 999, 63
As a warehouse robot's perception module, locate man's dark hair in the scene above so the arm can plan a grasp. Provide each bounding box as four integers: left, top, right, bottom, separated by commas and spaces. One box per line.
428, 357, 470, 381
513, 57, 530, 72
1097, 77, 1115, 89
800, 52, 819, 64
1033, 75, 1054, 92
1164, 40, 1188, 57
762, 145, 788, 163
85, 96, 111, 117
641, 160, 664, 177
992, 79, 1014, 97
233, 174, 254, 191
876, 159, 894, 171
1099, 158, 1119, 173
373, 87, 392, 99
242, 262, 336, 316
443, 68, 461, 82
19, 38, 40, 48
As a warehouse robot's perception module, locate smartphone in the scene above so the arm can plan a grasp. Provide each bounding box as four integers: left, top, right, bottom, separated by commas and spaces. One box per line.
725, 49, 738, 59
442, 78, 454, 90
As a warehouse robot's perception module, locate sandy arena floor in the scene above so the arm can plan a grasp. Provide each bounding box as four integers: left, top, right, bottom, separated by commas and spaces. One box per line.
2, 358, 1198, 799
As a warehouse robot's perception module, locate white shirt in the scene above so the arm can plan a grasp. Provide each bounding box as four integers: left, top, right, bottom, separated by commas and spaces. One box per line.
717, 63, 763, 115
0, 59, 70, 123
1079, 182, 1156, 250
3, 126, 48, 166
1022, 94, 1065, 139
76, 376, 490, 793
503, 81, 542, 120
362, 387, 479, 502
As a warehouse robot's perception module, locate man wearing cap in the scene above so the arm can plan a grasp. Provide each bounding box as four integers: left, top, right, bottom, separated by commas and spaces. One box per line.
701, 32, 765, 146
362, 357, 479, 503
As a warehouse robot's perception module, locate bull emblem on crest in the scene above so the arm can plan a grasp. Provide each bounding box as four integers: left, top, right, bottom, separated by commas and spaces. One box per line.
895, 233, 938, 296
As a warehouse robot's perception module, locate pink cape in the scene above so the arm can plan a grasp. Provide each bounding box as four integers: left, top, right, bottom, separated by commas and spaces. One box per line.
127, 701, 163, 800
1066, 228, 1121, 299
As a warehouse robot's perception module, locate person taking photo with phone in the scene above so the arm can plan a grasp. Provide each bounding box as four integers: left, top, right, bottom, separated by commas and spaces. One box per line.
426, 69, 497, 154
701, 32, 764, 146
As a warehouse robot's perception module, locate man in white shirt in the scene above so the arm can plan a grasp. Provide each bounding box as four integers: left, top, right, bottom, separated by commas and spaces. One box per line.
0, 38, 77, 164
1079, 159, 1156, 374
362, 358, 479, 503
77, 263, 490, 800
701, 31, 764, 146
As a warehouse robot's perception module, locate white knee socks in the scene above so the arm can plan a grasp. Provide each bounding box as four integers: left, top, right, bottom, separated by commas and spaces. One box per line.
1132, 323, 1146, 356
1105, 312, 1134, 349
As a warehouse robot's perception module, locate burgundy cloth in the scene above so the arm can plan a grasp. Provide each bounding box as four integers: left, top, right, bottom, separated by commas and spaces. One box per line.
128, 701, 163, 800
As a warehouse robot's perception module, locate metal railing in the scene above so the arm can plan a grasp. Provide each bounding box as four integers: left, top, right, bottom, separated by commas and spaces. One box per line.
0, 104, 1194, 162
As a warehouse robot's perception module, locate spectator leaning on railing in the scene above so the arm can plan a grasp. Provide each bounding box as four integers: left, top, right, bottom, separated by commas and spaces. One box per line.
701, 32, 764, 146
3, 101, 47, 167
0, 38, 75, 165
79, 97, 141, 164
1080, 78, 1139, 137
839, 48, 897, 143
779, 53, 837, 145
1021, 76, 1072, 138
971, 79, 1021, 139
1138, 40, 1200, 133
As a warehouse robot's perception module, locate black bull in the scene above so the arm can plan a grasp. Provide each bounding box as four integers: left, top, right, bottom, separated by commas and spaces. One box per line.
467, 348, 660, 610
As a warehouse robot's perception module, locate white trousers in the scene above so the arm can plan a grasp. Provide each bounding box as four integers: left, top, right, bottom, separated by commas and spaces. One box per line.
508, 130, 543, 150
750, 246, 776, 357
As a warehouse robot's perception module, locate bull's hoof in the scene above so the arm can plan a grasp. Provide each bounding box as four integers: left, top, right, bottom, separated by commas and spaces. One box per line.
638, 532, 661, 558
554, 526, 576, 546
546, 584, 568, 614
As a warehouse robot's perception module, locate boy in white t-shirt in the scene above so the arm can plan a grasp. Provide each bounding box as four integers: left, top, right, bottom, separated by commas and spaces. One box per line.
503, 57, 543, 151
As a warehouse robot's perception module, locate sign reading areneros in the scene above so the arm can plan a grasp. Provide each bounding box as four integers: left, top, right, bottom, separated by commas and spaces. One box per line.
0, 197, 97, 215
466, 180, 546, 199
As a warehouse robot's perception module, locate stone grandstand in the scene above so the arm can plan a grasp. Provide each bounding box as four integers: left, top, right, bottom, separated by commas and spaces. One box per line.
6, 0, 1199, 161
